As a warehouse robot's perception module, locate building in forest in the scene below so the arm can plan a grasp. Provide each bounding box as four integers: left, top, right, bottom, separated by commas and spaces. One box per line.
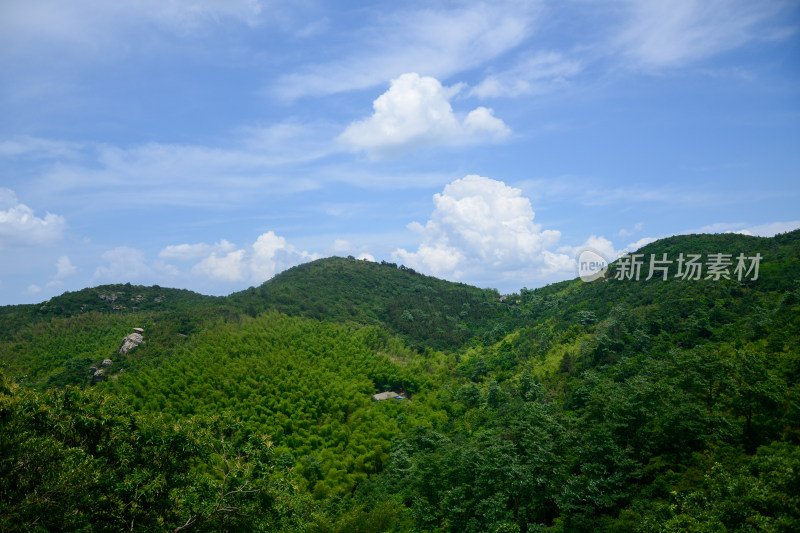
372, 391, 405, 401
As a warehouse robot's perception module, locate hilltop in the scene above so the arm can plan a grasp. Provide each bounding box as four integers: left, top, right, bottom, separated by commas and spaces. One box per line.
229, 256, 510, 350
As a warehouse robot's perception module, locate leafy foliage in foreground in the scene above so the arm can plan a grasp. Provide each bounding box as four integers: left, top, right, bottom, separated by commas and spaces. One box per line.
0, 371, 309, 532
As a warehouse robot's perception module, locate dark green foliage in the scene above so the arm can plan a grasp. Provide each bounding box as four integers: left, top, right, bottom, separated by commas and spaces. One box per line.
228, 256, 510, 351
0, 284, 219, 338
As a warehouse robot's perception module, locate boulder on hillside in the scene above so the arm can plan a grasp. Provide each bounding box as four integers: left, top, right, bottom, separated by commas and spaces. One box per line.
101, 358, 113, 367
119, 332, 144, 354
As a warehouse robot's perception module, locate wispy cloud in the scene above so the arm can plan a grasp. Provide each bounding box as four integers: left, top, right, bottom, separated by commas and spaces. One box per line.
2, 116, 489, 209
0, 136, 84, 159
0, 0, 275, 106
617, 221, 644, 238
614, 0, 792, 70
0, 0, 267, 54
469, 51, 582, 98
3, 124, 335, 208
273, 1, 540, 99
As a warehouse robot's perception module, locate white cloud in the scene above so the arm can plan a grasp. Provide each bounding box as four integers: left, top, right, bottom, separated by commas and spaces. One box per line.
463, 107, 510, 137
393, 175, 570, 283
159, 240, 238, 261
27, 284, 41, 294
616, 0, 789, 69
470, 51, 582, 98
273, 2, 538, 99
90, 232, 317, 290
0, 189, 66, 248
339, 73, 510, 158
622, 236, 658, 253
557, 234, 629, 281
562, 235, 620, 262
194, 249, 248, 282
93, 246, 179, 284
250, 231, 296, 282
54, 255, 77, 280
192, 231, 319, 285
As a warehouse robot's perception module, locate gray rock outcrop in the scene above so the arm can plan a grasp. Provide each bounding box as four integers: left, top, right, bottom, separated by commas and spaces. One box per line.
119, 332, 144, 354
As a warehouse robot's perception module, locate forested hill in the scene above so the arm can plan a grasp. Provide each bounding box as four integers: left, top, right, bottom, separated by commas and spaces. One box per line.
229, 256, 510, 350
1, 230, 799, 531
0, 283, 219, 337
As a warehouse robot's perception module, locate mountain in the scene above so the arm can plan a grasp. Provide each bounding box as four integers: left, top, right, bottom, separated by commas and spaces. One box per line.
1, 230, 799, 531
228, 256, 510, 350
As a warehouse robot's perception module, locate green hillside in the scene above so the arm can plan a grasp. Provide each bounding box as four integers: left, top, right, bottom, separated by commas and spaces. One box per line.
1, 230, 799, 531
229, 256, 511, 350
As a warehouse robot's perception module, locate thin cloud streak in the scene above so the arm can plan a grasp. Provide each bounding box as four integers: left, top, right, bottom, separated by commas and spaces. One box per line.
272, 1, 540, 100
614, 0, 792, 70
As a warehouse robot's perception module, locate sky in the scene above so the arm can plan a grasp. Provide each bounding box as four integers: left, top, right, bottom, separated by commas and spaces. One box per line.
1, 0, 799, 305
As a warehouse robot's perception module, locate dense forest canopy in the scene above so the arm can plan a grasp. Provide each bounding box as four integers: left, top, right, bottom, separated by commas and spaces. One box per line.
1, 230, 799, 531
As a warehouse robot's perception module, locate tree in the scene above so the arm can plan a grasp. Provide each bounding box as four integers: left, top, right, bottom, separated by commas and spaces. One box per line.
0, 372, 306, 532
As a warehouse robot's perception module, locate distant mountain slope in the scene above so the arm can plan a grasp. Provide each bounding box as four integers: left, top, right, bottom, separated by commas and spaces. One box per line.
0, 284, 221, 388
520, 229, 800, 339
456, 229, 800, 381
228, 256, 510, 350
0, 283, 219, 335
2, 231, 798, 389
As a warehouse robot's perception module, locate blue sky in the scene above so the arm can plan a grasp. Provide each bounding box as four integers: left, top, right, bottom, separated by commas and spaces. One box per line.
1, 0, 798, 304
